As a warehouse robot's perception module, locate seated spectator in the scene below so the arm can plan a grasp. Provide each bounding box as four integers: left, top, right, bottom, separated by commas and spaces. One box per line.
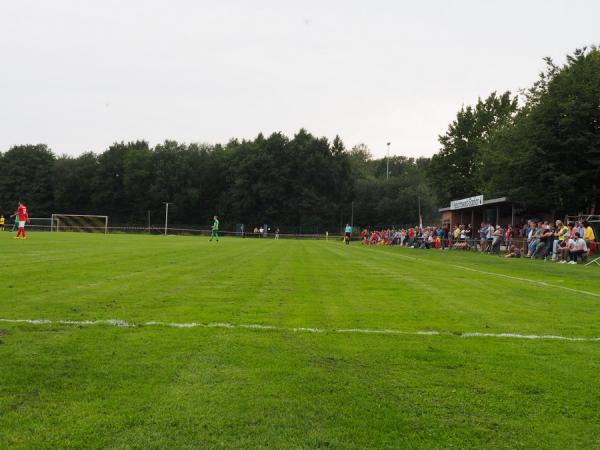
533, 223, 553, 260
556, 238, 571, 263
583, 220, 596, 249
569, 232, 588, 264
552, 220, 569, 261
505, 245, 521, 258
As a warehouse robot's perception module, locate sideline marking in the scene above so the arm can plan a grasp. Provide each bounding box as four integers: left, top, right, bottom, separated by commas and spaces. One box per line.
2, 318, 599, 342
452, 264, 600, 298
346, 245, 600, 299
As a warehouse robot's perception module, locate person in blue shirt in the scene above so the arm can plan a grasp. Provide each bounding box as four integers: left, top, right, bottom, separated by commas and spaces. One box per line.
344, 224, 352, 245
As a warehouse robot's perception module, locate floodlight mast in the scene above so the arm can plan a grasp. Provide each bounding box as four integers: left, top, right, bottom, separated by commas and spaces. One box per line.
386, 142, 391, 180
164, 203, 173, 236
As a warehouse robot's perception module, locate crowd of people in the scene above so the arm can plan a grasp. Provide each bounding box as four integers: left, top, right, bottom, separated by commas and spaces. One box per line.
359, 219, 597, 264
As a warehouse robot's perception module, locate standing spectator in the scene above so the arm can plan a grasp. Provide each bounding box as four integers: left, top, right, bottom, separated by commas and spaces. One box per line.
452, 225, 460, 242
486, 223, 494, 253
0, 214, 4, 231
479, 222, 488, 252
505, 225, 513, 249
490, 225, 504, 254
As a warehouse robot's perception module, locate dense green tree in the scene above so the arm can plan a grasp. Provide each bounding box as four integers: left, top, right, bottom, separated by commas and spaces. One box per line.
0, 144, 55, 216
480, 46, 600, 215
53, 152, 99, 214
428, 92, 518, 205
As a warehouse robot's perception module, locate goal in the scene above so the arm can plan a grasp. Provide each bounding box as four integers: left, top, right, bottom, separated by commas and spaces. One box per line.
28, 217, 55, 231
51, 214, 109, 234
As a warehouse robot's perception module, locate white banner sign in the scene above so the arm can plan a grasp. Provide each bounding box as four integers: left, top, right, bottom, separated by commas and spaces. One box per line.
450, 195, 483, 210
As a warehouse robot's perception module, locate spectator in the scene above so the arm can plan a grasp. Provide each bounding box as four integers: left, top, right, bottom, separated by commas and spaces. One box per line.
556, 237, 572, 263
533, 222, 553, 260
526, 222, 540, 257
505, 224, 513, 249
479, 222, 488, 252
583, 220, 596, 248
569, 232, 588, 264
490, 225, 504, 254
505, 244, 521, 258
552, 220, 569, 261
453, 225, 460, 242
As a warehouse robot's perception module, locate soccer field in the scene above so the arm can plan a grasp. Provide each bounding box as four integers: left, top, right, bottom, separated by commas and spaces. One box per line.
1, 233, 600, 449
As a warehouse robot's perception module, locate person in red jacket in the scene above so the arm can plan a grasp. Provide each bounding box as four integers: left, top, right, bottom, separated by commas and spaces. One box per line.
14, 201, 29, 239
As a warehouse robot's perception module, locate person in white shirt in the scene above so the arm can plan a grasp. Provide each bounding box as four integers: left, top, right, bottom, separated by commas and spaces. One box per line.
568, 233, 588, 264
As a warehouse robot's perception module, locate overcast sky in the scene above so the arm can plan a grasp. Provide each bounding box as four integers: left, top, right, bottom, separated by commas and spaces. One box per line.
1, 1, 598, 158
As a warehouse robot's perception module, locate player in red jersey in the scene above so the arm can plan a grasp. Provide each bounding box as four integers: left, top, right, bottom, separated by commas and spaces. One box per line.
14, 201, 29, 239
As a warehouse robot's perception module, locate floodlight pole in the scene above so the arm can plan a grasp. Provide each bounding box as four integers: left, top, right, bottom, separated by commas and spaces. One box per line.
164, 203, 172, 236
386, 142, 391, 180
351, 201, 354, 229
418, 196, 422, 228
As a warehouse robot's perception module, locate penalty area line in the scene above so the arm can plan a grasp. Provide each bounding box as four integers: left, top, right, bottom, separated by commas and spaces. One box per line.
1, 318, 600, 342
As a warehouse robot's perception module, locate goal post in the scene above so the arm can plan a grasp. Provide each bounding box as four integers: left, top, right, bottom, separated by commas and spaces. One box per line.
51, 214, 109, 234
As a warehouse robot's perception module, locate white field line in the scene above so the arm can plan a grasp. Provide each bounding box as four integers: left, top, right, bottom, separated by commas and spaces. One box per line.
452, 264, 600, 298
350, 246, 600, 299
2, 318, 600, 342
341, 245, 600, 299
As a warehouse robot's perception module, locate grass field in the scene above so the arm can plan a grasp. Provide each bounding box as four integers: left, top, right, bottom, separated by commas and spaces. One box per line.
1, 232, 600, 449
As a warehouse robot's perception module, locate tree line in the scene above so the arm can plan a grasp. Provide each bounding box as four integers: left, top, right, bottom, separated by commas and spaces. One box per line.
0, 131, 435, 232
1, 46, 598, 230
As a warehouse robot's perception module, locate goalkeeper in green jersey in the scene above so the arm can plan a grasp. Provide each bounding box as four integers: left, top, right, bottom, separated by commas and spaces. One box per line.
209, 215, 219, 242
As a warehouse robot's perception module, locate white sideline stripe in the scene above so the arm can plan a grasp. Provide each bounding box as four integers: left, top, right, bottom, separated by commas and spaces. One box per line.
336, 328, 440, 335
452, 264, 600, 298
2, 318, 600, 341
349, 246, 600, 299
462, 332, 600, 342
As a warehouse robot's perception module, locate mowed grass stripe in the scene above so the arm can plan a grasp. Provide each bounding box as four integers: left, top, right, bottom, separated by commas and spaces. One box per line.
323, 242, 600, 336
365, 242, 600, 292
3, 235, 277, 321
2, 233, 600, 337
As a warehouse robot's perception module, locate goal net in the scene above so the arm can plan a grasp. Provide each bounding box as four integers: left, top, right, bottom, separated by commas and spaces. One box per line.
51, 214, 109, 233
28, 217, 55, 231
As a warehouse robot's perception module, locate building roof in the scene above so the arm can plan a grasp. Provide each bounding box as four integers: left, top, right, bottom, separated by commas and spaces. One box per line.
438, 197, 509, 213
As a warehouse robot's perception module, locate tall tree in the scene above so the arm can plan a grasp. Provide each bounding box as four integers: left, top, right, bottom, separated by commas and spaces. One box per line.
428, 92, 518, 205
481, 46, 600, 215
